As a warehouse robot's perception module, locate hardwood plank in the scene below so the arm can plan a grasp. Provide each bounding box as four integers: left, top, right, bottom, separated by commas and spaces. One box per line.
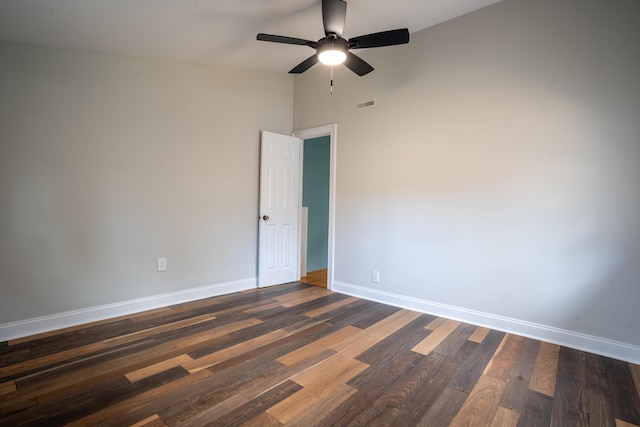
154, 359, 286, 425
3, 366, 189, 426
201, 323, 333, 379
415, 386, 468, 427
239, 412, 283, 427
616, 420, 640, 427
242, 300, 282, 314
426, 316, 448, 330
290, 352, 369, 388
277, 325, 361, 366
500, 338, 540, 412
125, 354, 194, 382
0, 341, 107, 378
274, 293, 349, 317
0, 381, 16, 396
604, 356, 640, 425
314, 299, 376, 325
282, 317, 329, 334
551, 346, 585, 426
103, 313, 217, 347
484, 334, 526, 381
112, 373, 242, 426
331, 309, 423, 353
64, 369, 215, 426
0, 396, 38, 419
267, 356, 367, 424
182, 329, 291, 373
323, 351, 424, 426
356, 314, 433, 365
171, 317, 263, 349
7, 314, 151, 347
412, 319, 461, 355
215, 380, 302, 426
351, 303, 402, 329
469, 326, 491, 343
2, 340, 176, 411
321, 351, 425, 426
517, 390, 553, 427
449, 329, 505, 394
234, 349, 336, 401
579, 352, 616, 427
176, 393, 249, 427
322, 299, 383, 326
226, 312, 308, 343
305, 296, 358, 318
353, 351, 449, 426
529, 341, 560, 397
630, 363, 640, 398
129, 413, 168, 427
490, 406, 520, 427
432, 322, 477, 356
274, 287, 331, 307
283, 383, 358, 425
0, 347, 32, 367
14, 340, 180, 399
449, 375, 507, 427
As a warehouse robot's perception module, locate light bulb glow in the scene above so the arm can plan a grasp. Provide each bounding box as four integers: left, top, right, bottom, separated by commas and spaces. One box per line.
318, 48, 347, 65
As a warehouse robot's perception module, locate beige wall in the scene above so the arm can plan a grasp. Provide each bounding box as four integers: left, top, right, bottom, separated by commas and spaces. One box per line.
293, 0, 640, 347
0, 41, 293, 324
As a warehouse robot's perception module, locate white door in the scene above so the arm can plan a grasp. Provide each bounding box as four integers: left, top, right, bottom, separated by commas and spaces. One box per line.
258, 131, 301, 287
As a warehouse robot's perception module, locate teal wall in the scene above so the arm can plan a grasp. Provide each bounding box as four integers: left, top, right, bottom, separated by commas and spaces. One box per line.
302, 136, 330, 272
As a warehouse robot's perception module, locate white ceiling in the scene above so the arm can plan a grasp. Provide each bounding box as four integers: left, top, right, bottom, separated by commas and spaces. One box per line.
0, 0, 502, 73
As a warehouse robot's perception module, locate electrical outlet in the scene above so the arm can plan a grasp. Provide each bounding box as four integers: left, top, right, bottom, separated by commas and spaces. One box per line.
372, 270, 380, 283
157, 257, 167, 272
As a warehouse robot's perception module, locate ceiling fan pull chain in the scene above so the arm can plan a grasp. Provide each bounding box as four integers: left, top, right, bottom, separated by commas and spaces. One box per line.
330, 65, 334, 95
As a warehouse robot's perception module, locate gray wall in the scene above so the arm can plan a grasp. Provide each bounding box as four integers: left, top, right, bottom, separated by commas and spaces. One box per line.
293, 0, 640, 347
0, 41, 293, 324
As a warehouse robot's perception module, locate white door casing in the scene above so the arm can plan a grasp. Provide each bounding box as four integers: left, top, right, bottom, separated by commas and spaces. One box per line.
258, 131, 301, 287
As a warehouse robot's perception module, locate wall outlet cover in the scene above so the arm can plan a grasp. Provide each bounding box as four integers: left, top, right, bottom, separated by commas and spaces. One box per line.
157, 257, 167, 272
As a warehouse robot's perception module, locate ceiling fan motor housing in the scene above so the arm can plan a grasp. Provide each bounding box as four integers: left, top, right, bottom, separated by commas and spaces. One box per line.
317, 37, 349, 65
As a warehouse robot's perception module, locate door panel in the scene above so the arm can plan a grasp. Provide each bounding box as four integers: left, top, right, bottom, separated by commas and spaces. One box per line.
258, 131, 300, 287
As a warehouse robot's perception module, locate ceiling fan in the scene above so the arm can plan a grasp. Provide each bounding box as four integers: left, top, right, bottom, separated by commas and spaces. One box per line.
257, 0, 410, 76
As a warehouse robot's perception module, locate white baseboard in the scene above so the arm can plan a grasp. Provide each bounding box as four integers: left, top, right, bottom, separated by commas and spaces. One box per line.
333, 281, 640, 365
0, 277, 257, 342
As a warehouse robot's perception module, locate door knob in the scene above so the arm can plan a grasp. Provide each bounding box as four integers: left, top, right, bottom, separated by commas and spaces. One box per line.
262, 215, 270, 221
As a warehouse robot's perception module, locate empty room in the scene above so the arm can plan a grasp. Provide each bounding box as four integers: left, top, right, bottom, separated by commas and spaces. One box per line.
1, 0, 639, 425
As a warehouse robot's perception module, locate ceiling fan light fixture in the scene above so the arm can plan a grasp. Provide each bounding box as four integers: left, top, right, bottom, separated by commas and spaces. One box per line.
318, 43, 347, 66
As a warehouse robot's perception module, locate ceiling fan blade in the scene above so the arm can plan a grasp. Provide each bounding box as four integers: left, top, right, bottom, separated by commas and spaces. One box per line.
289, 55, 320, 74
344, 52, 374, 76
257, 33, 316, 47
322, 0, 347, 37
349, 28, 410, 49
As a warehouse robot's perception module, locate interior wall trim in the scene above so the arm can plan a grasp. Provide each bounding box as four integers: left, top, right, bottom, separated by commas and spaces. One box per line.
0, 277, 257, 342
333, 281, 640, 365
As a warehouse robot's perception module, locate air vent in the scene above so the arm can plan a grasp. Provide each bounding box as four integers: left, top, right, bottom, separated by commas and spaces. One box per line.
356, 99, 376, 110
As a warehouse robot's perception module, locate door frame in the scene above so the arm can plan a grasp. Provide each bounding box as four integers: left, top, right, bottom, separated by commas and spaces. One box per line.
293, 124, 337, 290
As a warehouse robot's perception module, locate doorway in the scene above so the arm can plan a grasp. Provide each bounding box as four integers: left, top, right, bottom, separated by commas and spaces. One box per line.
300, 136, 330, 288
294, 125, 337, 290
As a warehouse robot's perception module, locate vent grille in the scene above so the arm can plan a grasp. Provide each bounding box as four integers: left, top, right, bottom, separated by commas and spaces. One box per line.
356, 99, 376, 110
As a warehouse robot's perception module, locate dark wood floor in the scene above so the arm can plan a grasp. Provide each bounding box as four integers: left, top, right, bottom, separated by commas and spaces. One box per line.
1, 283, 639, 426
